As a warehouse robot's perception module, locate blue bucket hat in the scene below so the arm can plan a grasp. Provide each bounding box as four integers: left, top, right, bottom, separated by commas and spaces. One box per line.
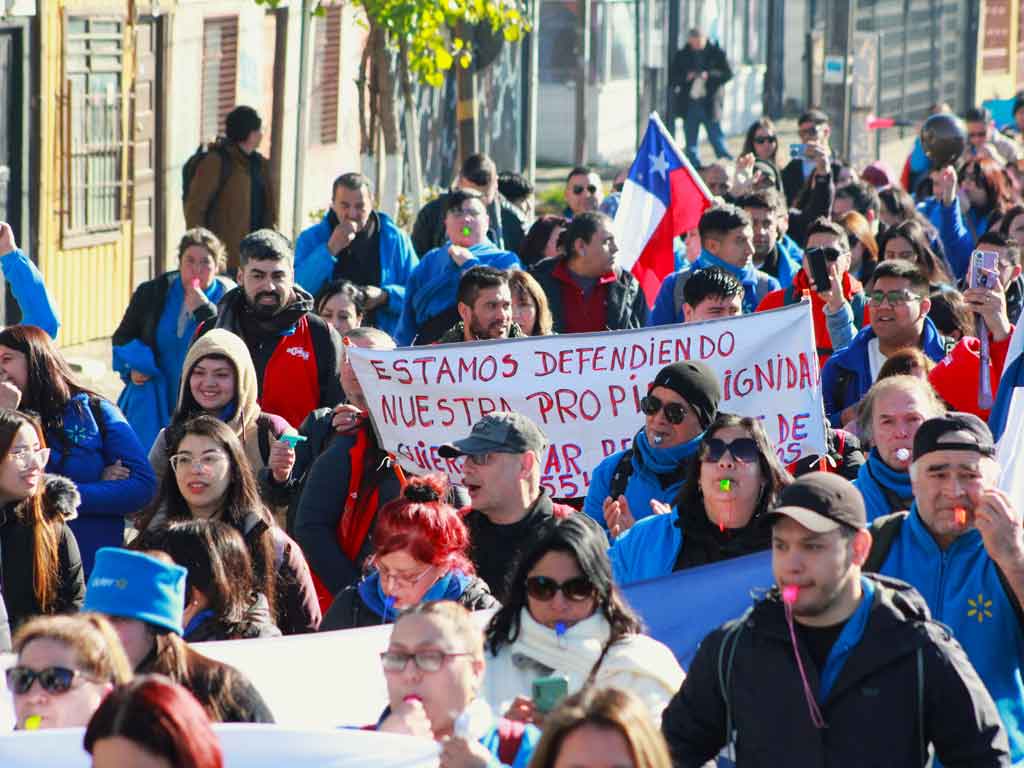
83, 547, 187, 635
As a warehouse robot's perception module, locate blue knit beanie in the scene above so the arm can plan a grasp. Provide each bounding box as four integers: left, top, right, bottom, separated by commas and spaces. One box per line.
83, 547, 186, 635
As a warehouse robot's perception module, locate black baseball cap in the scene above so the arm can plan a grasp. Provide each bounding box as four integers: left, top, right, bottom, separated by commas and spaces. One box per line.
439, 412, 548, 458
913, 412, 996, 461
768, 472, 867, 533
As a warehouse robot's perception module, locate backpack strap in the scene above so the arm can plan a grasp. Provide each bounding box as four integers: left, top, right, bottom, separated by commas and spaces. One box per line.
497, 717, 526, 766
672, 271, 693, 319
607, 449, 634, 501
862, 511, 908, 573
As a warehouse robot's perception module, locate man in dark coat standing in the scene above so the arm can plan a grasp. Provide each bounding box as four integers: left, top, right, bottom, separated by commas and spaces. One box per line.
672, 28, 733, 168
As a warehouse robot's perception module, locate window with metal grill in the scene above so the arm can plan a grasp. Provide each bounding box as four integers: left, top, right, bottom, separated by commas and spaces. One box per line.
309, 5, 341, 145
201, 16, 239, 141
63, 16, 125, 239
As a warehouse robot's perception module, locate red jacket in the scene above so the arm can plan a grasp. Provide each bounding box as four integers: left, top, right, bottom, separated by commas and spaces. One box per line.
929, 331, 1013, 420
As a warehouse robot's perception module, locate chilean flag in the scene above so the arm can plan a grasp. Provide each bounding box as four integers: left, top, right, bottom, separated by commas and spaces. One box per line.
994, 322, 1024, 513
614, 112, 714, 306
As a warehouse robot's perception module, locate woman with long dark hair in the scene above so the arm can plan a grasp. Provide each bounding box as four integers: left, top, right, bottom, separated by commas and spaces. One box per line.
959, 157, 1013, 244
135, 518, 281, 642
610, 413, 791, 585
138, 416, 319, 635
0, 408, 85, 629
878, 219, 954, 290
0, 325, 157, 574
483, 514, 683, 723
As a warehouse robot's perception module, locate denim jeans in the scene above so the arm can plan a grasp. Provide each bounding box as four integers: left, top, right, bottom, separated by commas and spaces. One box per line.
684, 101, 731, 167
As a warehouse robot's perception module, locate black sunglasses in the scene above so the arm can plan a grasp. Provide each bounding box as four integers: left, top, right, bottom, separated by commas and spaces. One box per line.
6, 666, 86, 695
753, 135, 777, 145
806, 246, 843, 262
526, 575, 595, 602
640, 394, 688, 424
572, 184, 599, 195
701, 437, 760, 463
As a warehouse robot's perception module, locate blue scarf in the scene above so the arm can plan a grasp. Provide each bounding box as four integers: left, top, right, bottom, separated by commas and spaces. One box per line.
182, 609, 217, 639
634, 428, 705, 477
854, 449, 914, 522
357, 569, 471, 621
693, 250, 761, 312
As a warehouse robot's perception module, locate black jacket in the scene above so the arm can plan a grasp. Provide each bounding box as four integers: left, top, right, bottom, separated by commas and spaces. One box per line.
112, 270, 233, 351
195, 286, 344, 409
671, 42, 732, 120
0, 475, 86, 630
411, 191, 527, 257
662, 574, 1009, 767
436, 320, 527, 344
320, 575, 498, 632
184, 592, 282, 642
531, 259, 648, 333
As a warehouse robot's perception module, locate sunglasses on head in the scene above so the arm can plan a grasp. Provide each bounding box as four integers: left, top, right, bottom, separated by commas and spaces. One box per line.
6, 666, 88, 695
753, 135, 777, 145
572, 184, 599, 195
806, 246, 843, 262
701, 437, 760, 463
525, 575, 595, 602
640, 394, 688, 424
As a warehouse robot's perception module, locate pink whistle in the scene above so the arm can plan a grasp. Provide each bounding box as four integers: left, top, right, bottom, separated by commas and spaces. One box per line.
783, 585, 800, 604
404, 694, 422, 703
190, 278, 201, 290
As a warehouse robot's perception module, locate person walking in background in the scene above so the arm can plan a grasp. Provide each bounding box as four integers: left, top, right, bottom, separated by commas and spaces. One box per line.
672, 28, 733, 169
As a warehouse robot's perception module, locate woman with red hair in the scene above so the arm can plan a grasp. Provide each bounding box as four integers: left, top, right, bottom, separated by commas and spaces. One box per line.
85, 674, 223, 768
320, 475, 498, 631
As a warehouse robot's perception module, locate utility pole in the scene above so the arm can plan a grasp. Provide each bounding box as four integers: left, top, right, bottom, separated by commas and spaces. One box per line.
525, 0, 541, 184
821, 0, 854, 159
573, 0, 591, 164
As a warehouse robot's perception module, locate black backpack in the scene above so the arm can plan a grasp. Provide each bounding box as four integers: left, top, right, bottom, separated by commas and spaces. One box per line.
182, 139, 231, 223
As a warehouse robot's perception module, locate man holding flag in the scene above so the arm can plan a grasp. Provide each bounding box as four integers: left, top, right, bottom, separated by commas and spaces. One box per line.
614, 113, 714, 308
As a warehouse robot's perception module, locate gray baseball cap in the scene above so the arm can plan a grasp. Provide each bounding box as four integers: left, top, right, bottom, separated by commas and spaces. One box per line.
439, 412, 548, 457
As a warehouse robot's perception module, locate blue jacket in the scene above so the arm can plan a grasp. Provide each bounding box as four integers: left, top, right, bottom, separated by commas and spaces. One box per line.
3, 249, 60, 339
777, 234, 804, 288
878, 506, 1024, 763
112, 339, 170, 453
648, 251, 779, 326
395, 240, 520, 346
821, 317, 947, 427
48, 393, 157, 574
294, 212, 418, 338
610, 507, 683, 584
919, 197, 973, 282
852, 449, 914, 522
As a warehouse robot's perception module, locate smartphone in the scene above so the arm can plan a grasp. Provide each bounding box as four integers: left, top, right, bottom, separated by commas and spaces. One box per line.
969, 250, 999, 290
806, 247, 832, 293
532, 674, 569, 714
789, 143, 806, 159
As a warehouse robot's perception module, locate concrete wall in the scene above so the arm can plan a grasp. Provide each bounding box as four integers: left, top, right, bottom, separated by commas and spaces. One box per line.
783, 0, 809, 111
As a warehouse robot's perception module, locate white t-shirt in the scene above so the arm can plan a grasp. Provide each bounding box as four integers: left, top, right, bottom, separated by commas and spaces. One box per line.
867, 337, 887, 382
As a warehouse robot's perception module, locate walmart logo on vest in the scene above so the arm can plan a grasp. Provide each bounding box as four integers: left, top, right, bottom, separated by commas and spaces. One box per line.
285, 346, 310, 360
967, 593, 993, 623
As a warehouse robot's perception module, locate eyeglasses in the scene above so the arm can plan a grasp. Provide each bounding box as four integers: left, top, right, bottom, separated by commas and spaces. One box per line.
798, 125, 823, 140
753, 135, 777, 145
466, 452, 495, 467
968, 131, 988, 140
6, 666, 93, 695
525, 575, 595, 602
376, 563, 434, 589
450, 207, 484, 219
7, 446, 50, 471
806, 246, 843, 262
572, 185, 599, 195
867, 289, 921, 306
640, 394, 688, 424
701, 437, 760, 464
169, 452, 227, 474
380, 650, 474, 673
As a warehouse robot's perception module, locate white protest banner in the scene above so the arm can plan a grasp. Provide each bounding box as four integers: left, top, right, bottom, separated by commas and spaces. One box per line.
350, 302, 827, 494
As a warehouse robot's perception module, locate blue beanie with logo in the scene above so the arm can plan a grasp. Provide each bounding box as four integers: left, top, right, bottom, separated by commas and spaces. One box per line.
83, 547, 187, 635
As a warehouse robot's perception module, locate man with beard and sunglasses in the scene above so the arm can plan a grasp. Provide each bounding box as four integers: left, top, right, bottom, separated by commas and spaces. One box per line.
195, 229, 343, 429
583, 361, 720, 538
439, 412, 574, 603
661, 472, 1009, 767
435, 266, 525, 343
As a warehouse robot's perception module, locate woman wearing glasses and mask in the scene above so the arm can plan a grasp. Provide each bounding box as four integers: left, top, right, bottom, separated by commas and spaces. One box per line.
610, 414, 791, 586
373, 601, 540, 768
483, 514, 683, 724
136, 416, 320, 635
583, 362, 720, 537
320, 475, 497, 631
8, 613, 131, 730
0, 409, 85, 629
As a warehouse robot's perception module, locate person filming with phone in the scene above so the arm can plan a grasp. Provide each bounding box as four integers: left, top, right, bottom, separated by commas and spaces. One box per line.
757, 218, 867, 366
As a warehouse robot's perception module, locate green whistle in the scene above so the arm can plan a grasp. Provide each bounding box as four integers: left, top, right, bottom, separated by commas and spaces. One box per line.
719, 478, 731, 492
279, 434, 307, 448
462, 226, 472, 236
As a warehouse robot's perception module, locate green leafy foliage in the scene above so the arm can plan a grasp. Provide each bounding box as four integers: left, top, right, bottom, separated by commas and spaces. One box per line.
253, 0, 530, 87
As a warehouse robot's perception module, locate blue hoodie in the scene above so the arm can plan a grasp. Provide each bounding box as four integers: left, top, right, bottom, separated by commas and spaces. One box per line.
610, 506, 683, 584
852, 449, 915, 522
395, 240, 520, 346
582, 429, 703, 532
3, 249, 60, 339
918, 197, 973, 282
879, 506, 1024, 762
772, 236, 803, 289
821, 317, 947, 427
648, 250, 779, 326
294, 211, 419, 339
356, 569, 477, 621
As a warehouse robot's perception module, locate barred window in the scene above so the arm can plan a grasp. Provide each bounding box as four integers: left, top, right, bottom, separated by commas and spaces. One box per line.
63, 16, 125, 239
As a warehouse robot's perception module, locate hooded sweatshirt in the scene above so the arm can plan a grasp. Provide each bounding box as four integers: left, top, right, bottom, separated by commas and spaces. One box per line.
852, 449, 914, 522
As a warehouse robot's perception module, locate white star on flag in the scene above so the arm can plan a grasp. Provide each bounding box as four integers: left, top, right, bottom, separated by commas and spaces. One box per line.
649, 150, 670, 180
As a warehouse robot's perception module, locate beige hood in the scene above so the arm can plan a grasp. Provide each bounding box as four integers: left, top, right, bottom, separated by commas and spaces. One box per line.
178, 328, 261, 435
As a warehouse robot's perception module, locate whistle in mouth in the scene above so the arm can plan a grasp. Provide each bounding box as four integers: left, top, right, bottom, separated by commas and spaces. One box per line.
462, 226, 472, 236
954, 507, 968, 526
719, 478, 732, 492
782, 585, 800, 605
24, 715, 41, 731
